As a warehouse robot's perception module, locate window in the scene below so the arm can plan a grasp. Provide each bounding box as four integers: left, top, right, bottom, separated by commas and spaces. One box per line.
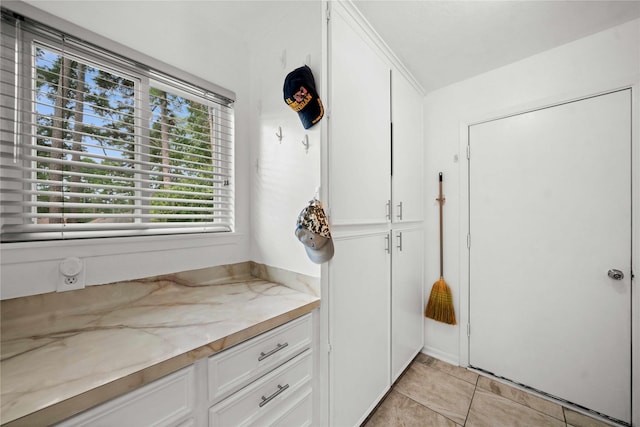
0, 10, 235, 242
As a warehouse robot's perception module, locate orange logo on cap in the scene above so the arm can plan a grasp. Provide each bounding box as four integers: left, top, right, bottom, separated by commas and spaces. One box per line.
286, 86, 312, 112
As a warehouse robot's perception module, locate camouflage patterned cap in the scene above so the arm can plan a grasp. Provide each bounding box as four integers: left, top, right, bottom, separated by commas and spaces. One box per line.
295, 198, 334, 263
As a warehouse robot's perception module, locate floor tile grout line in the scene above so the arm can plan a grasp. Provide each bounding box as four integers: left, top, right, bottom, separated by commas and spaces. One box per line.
394, 387, 463, 426
461, 375, 480, 426
476, 376, 569, 423
400, 360, 479, 426
369, 357, 620, 427
476, 382, 573, 425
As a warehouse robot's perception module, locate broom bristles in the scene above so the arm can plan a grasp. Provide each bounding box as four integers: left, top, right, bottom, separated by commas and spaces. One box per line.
425, 277, 456, 325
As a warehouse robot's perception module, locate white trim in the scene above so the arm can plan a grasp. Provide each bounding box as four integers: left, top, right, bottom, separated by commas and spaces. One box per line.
319, 3, 331, 427
420, 347, 459, 367
458, 118, 471, 367
630, 82, 639, 427
334, 1, 424, 96
1, 231, 244, 264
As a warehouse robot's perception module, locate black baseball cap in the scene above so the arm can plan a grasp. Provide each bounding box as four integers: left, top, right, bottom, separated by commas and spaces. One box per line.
283, 65, 324, 129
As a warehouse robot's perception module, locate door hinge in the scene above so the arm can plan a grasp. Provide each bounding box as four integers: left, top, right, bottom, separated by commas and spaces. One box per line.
466, 145, 470, 159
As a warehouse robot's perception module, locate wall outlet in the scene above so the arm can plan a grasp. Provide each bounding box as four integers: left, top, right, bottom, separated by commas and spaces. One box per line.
57, 257, 85, 292
64, 275, 79, 286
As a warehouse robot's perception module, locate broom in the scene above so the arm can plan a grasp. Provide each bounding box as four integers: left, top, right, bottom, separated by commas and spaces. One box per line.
425, 172, 457, 325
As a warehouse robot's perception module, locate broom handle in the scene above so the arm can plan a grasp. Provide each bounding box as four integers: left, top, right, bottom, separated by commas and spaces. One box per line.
438, 172, 444, 278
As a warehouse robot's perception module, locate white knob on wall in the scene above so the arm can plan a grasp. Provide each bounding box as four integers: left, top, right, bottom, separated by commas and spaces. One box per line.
60, 257, 83, 277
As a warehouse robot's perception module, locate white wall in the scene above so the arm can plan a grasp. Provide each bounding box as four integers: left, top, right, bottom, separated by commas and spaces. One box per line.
422, 19, 640, 366
248, 2, 323, 279
0, 1, 324, 299
1, 1, 254, 298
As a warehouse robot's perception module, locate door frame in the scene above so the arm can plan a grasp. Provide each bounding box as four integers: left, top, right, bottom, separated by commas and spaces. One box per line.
458, 83, 638, 425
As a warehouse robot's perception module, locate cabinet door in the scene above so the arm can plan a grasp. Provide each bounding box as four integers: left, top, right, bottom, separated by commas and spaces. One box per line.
391, 69, 424, 223
391, 228, 425, 381
329, 5, 391, 226
329, 232, 391, 427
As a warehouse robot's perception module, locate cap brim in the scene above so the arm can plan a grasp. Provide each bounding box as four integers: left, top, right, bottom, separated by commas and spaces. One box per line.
304, 237, 334, 264
298, 96, 324, 129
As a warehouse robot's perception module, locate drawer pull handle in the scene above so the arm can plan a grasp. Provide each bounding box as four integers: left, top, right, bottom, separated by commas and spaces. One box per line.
259, 383, 290, 407
258, 342, 288, 361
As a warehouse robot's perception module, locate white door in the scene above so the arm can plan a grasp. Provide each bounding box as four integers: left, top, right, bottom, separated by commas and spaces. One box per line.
391, 228, 424, 381
329, 232, 391, 427
328, 4, 391, 226
468, 89, 632, 423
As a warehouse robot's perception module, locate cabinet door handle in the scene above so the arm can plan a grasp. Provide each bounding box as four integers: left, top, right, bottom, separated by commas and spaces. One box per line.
385, 234, 390, 254
258, 342, 288, 361
259, 383, 290, 407
396, 232, 403, 252
396, 201, 403, 220
386, 200, 391, 220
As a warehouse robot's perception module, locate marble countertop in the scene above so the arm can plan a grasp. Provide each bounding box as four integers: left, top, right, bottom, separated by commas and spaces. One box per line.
0, 264, 320, 426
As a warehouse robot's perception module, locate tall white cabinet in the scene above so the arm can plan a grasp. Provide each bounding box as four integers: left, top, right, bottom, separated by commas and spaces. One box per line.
328, 4, 390, 226
390, 227, 424, 382
323, 3, 425, 426
328, 232, 391, 426
391, 67, 425, 224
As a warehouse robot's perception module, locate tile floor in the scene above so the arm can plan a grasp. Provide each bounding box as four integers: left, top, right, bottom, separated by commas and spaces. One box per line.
363, 353, 619, 427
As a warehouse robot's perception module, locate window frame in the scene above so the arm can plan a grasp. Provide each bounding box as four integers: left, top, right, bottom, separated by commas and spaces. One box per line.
1, 4, 237, 242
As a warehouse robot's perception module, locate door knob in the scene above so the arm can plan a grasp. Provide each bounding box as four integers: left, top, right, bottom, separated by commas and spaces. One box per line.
607, 269, 624, 280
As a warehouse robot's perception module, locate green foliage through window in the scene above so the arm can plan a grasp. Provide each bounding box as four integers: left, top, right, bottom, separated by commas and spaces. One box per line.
0, 13, 234, 242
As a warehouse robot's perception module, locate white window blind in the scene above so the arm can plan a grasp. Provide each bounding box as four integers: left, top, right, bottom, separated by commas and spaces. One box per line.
1, 10, 235, 242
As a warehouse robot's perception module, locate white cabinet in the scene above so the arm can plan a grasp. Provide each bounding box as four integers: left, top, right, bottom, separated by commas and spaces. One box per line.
327, 230, 423, 426
207, 313, 314, 427
324, 2, 424, 426
328, 4, 391, 226
328, 233, 391, 427
57, 314, 315, 427
208, 350, 313, 427
328, 6, 423, 227
391, 70, 424, 223
55, 366, 196, 427
207, 314, 313, 404
391, 228, 425, 382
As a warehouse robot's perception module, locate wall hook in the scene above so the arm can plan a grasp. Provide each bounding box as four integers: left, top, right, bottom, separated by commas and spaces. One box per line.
275, 126, 283, 143
301, 134, 309, 153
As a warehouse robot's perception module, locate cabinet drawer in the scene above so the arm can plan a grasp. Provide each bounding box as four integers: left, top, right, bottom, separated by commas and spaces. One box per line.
56, 366, 195, 427
208, 314, 312, 403
261, 386, 312, 427
208, 349, 312, 427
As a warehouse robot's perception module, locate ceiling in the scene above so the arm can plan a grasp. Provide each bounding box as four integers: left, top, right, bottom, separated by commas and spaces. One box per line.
24, 0, 640, 95
352, 0, 640, 93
